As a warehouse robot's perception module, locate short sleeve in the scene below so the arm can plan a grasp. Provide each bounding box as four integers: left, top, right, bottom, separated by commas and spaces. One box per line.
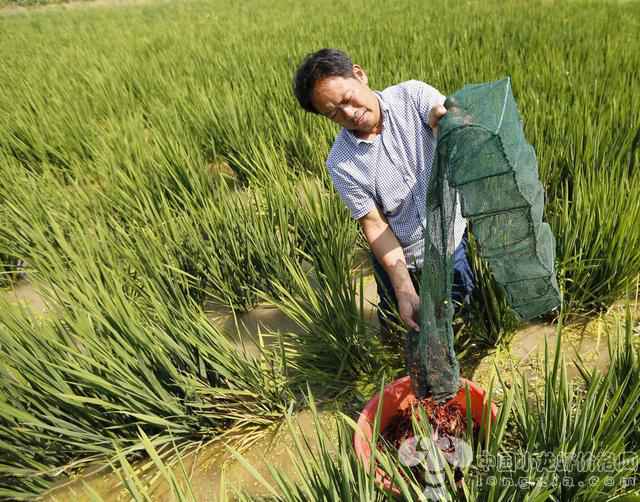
327, 162, 376, 220
402, 80, 446, 129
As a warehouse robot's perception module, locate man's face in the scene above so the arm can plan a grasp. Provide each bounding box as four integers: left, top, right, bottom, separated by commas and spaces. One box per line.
310, 65, 381, 135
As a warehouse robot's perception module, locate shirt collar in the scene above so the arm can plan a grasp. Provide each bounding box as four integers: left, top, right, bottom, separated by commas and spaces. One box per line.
344, 91, 389, 146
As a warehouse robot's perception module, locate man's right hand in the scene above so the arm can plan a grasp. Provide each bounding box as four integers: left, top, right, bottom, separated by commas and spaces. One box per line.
359, 206, 422, 332
397, 290, 421, 331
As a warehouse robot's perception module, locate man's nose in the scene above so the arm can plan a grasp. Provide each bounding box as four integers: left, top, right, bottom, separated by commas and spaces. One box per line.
341, 104, 357, 120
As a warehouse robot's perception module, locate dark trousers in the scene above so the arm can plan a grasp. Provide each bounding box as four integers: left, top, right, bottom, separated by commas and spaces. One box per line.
371, 231, 476, 334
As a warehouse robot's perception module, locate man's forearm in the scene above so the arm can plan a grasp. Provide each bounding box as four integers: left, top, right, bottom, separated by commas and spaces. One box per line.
365, 221, 416, 297
360, 208, 421, 330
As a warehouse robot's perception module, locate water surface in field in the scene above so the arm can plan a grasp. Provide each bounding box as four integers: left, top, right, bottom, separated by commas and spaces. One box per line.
42, 407, 339, 501
3, 279, 50, 315
5, 279, 634, 500
203, 269, 380, 357
470, 306, 638, 394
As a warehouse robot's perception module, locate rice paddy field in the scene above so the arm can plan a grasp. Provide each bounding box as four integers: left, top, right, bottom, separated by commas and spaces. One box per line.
1, 0, 640, 499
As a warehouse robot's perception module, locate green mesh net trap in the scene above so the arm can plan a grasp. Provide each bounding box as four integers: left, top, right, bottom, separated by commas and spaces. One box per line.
408, 77, 561, 402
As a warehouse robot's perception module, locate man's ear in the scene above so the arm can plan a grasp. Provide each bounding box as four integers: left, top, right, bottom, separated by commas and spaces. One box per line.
352, 64, 369, 86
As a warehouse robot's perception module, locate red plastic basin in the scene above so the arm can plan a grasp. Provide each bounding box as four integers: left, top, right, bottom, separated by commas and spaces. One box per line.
353, 376, 498, 495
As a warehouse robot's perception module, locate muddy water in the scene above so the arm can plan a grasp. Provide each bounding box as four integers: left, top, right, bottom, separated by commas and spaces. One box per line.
470, 305, 640, 394
42, 408, 339, 501
204, 271, 381, 357
5, 279, 634, 500
1, 271, 381, 356
3, 279, 50, 315
3, 278, 363, 500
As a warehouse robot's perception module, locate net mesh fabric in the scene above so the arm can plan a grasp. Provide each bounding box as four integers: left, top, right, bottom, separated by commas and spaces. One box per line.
410, 77, 561, 402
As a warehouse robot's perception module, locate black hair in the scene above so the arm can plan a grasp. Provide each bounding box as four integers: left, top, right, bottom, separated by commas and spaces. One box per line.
292, 48, 354, 114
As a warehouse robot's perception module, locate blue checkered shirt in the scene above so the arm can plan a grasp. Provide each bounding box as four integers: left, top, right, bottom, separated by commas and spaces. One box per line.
326, 80, 467, 270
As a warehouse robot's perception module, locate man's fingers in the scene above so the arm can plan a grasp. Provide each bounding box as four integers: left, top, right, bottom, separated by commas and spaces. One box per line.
410, 309, 420, 331
398, 294, 421, 331
433, 104, 447, 119
402, 312, 420, 331
429, 104, 448, 129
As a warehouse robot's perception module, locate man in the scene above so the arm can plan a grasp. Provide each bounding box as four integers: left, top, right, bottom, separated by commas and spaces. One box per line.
292, 48, 474, 341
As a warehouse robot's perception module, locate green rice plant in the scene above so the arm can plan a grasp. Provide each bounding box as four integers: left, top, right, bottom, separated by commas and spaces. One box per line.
0, 151, 297, 312
64, 394, 397, 502
2, 0, 639, 318
71, 432, 252, 502
222, 135, 299, 187
0, 253, 21, 287
510, 319, 640, 501
229, 385, 448, 501
0, 210, 295, 499
104, 388, 518, 501
0, 155, 104, 277
0, 90, 92, 179
179, 183, 301, 312
94, 117, 220, 218
42, 361, 640, 501
550, 164, 640, 312
109, 435, 201, 502
0, 175, 299, 499
0, 156, 298, 496
260, 177, 383, 395
0, 293, 293, 498
576, 304, 640, 452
